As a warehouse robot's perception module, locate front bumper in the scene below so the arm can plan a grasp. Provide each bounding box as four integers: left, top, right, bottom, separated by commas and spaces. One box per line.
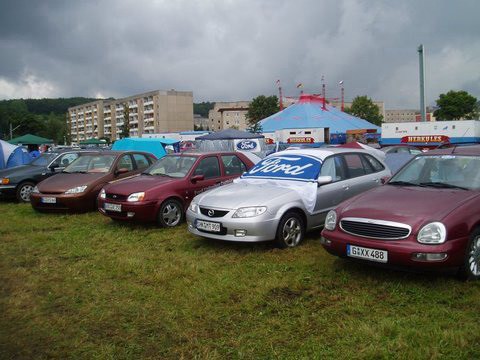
186, 208, 278, 242
321, 228, 468, 269
30, 192, 95, 212
98, 197, 158, 222
0, 184, 17, 197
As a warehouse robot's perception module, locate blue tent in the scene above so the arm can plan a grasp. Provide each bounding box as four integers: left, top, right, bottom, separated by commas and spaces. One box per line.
259, 94, 380, 142
0, 139, 31, 169
195, 129, 264, 140
112, 138, 180, 159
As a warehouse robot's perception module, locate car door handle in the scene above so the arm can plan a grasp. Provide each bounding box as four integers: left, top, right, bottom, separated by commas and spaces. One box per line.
342, 184, 350, 190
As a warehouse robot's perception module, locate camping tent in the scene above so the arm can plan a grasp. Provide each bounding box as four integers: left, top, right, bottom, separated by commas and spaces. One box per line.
8, 134, 54, 145
0, 139, 31, 169
259, 94, 380, 144
112, 138, 180, 159
195, 129, 266, 156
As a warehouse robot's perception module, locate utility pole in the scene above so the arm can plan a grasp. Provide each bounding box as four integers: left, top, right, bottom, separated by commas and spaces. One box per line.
9, 123, 21, 139
418, 44, 426, 122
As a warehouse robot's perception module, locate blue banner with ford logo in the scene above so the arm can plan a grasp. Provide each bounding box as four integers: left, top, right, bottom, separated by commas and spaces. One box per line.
242, 154, 322, 182
235, 140, 258, 151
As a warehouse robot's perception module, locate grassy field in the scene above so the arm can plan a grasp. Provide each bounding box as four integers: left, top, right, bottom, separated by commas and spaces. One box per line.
1, 202, 479, 359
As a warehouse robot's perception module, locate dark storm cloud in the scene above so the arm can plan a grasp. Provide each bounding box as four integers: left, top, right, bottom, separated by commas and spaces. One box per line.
0, 0, 478, 108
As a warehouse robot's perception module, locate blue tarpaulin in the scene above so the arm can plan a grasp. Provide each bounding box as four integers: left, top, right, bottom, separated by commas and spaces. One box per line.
0, 139, 31, 169
112, 138, 180, 159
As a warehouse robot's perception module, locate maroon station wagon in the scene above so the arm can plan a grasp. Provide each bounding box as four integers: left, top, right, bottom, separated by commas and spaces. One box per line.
30, 151, 156, 212
98, 152, 257, 227
321, 145, 480, 280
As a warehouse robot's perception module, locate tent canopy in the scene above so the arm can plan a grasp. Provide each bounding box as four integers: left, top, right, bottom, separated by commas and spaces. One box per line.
195, 129, 264, 140
0, 139, 31, 169
259, 94, 380, 135
8, 134, 54, 145
112, 137, 180, 159
79, 138, 107, 145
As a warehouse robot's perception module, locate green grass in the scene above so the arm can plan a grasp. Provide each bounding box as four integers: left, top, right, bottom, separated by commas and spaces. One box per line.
1, 202, 479, 359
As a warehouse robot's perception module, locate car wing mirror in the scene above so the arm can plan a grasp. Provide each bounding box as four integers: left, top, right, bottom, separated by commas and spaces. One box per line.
191, 174, 205, 183
317, 175, 333, 186
115, 167, 129, 176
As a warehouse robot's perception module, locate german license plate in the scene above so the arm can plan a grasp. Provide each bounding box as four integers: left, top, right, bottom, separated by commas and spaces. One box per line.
196, 220, 221, 232
104, 203, 122, 212
41, 197, 56, 204
347, 244, 388, 263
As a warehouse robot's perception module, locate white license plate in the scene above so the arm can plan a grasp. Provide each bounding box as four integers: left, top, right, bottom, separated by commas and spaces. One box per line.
196, 220, 221, 233
41, 197, 56, 204
104, 203, 122, 212
347, 244, 388, 263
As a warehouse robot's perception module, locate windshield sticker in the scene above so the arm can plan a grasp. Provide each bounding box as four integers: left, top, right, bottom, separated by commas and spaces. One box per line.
242, 154, 322, 182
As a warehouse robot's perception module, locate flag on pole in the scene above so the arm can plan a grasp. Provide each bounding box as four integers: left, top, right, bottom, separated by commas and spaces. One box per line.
296, 83, 304, 88
339, 80, 344, 85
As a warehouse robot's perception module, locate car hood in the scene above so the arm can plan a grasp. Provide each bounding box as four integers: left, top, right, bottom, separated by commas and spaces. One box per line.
104, 174, 176, 195
37, 172, 107, 193
194, 182, 297, 209
0, 164, 41, 179
339, 185, 479, 226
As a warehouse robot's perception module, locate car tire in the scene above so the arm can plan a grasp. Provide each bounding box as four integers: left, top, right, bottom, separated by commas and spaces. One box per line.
157, 199, 183, 228
275, 211, 305, 248
458, 228, 480, 281
16, 181, 35, 203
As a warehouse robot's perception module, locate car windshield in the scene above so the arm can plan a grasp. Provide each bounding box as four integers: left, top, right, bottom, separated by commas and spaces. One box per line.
389, 155, 480, 190
30, 153, 58, 166
63, 154, 116, 173
146, 155, 197, 178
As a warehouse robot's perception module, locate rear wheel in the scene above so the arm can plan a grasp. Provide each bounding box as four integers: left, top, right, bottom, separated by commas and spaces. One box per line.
16, 182, 35, 203
275, 211, 305, 248
157, 199, 183, 227
458, 228, 480, 280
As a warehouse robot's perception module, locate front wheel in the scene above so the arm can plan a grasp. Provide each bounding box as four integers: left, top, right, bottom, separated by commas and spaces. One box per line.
16, 182, 35, 203
458, 228, 480, 280
275, 212, 305, 248
157, 199, 183, 228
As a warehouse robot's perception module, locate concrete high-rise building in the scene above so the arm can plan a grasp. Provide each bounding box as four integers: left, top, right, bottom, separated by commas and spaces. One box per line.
208, 101, 250, 131
68, 90, 193, 143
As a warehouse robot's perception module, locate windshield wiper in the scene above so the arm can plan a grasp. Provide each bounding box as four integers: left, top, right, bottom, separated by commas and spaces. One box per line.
419, 182, 468, 190
141, 172, 153, 176
388, 180, 418, 187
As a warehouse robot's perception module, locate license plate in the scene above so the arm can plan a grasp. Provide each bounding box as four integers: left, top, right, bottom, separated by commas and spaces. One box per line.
104, 203, 122, 212
347, 244, 388, 263
196, 220, 221, 232
41, 197, 56, 204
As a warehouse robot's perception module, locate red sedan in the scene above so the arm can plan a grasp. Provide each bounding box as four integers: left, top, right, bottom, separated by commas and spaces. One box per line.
98, 152, 256, 227
321, 145, 480, 280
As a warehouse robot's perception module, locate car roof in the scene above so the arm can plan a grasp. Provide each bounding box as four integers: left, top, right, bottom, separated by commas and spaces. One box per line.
425, 144, 480, 156
274, 147, 383, 161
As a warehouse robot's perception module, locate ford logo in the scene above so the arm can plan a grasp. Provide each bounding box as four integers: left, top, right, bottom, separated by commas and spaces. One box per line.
236, 140, 257, 151
208, 209, 215, 217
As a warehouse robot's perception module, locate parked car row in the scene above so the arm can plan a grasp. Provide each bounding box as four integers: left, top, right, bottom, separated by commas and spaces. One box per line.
1, 143, 479, 280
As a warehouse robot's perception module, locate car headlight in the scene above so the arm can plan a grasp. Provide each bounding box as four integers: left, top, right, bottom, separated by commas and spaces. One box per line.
417, 222, 446, 244
127, 192, 145, 202
99, 188, 106, 199
1, 178, 9, 185
189, 201, 199, 213
65, 185, 88, 194
324, 210, 337, 231
232, 206, 267, 218
32, 185, 39, 194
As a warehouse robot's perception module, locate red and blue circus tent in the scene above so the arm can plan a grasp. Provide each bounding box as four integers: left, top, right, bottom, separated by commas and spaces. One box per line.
259, 94, 380, 144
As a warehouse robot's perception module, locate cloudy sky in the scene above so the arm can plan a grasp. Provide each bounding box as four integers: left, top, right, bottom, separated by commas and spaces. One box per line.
0, 0, 478, 109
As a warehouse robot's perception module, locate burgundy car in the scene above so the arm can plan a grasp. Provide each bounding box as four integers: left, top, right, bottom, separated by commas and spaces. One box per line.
30, 151, 156, 212
98, 152, 256, 227
321, 145, 480, 280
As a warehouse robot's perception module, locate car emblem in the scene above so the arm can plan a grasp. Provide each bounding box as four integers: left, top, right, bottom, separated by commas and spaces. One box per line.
112, 195, 117, 199
208, 209, 215, 217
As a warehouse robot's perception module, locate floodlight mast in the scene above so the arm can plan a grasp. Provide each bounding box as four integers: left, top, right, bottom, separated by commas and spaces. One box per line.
418, 44, 426, 122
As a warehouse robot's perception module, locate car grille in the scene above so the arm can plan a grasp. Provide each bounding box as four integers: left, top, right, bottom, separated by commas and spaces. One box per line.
200, 207, 229, 218
340, 217, 411, 240
106, 193, 128, 201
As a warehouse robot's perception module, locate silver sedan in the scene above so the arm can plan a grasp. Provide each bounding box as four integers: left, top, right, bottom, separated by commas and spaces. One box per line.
186, 148, 391, 248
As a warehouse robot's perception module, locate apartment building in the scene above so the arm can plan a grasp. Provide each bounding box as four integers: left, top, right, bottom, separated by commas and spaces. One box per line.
208, 101, 250, 131
68, 90, 193, 143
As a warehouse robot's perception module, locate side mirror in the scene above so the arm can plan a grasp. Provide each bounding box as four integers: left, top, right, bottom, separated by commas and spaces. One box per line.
115, 167, 129, 176
381, 176, 390, 184
317, 175, 333, 186
191, 174, 205, 183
